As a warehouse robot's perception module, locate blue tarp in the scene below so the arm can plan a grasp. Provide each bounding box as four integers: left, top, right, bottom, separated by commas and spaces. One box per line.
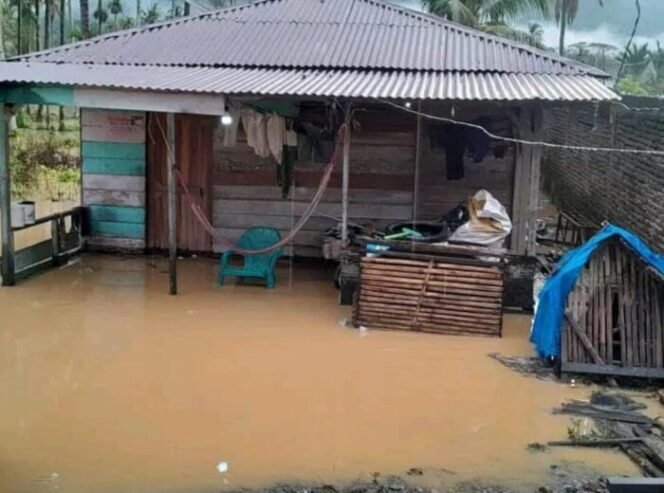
530, 223, 664, 359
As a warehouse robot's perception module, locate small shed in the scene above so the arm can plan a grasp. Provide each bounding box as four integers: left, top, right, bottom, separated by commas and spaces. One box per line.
0, 0, 619, 293
532, 225, 664, 379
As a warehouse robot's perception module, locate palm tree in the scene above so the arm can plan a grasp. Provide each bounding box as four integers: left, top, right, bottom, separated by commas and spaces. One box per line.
119, 14, 132, 28
80, 0, 90, 37
617, 42, 650, 79
108, 0, 121, 28
93, 3, 107, 33
140, 2, 158, 24
554, 0, 604, 56
421, 0, 549, 28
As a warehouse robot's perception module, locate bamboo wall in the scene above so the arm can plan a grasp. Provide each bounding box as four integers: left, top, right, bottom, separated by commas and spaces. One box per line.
561, 239, 664, 378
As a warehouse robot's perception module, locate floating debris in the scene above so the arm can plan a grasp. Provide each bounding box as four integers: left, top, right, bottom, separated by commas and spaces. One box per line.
487, 353, 555, 380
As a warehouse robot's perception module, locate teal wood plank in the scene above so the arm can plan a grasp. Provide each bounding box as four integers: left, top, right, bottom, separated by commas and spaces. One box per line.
90, 221, 145, 239
1, 85, 75, 105
82, 157, 145, 176
88, 205, 145, 224
82, 141, 145, 160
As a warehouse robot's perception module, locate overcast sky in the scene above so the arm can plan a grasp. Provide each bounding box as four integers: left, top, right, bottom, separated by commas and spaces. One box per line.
392, 0, 664, 52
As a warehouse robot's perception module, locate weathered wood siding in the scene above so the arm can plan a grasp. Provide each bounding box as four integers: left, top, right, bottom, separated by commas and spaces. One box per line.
81, 109, 147, 251
414, 104, 516, 222
146, 113, 214, 252
213, 107, 417, 257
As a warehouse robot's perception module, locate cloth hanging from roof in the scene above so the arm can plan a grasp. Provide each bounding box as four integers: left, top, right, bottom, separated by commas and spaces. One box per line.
428, 119, 493, 180
242, 110, 270, 158
267, 113, 286, 164
530, 224, 664, 359
222, 109, 240, 147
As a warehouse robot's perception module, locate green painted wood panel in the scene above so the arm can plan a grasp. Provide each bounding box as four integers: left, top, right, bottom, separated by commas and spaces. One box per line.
82, 157, 145, 176
1, 85, 75, 106
14, 240, 52, 271
90, 221, 145, 239
82, 141, 145, 160
88, 205, 145, 224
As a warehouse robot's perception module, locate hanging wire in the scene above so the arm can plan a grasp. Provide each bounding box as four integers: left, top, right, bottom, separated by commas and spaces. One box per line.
380, 99, 664, 156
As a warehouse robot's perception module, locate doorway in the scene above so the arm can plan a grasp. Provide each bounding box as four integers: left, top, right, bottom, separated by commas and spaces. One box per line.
146, 113, 215, 253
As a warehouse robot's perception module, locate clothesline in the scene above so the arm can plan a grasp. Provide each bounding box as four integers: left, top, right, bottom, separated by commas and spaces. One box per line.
381, 99, 664, 156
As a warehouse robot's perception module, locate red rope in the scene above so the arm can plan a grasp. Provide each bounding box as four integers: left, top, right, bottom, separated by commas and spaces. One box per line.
175, 123, 347, 256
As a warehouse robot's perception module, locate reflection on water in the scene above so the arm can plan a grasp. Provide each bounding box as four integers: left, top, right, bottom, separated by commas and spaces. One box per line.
0, 256, 638, 493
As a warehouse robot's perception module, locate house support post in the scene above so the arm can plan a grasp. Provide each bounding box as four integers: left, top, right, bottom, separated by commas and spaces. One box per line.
0, 105, 15, 286
341, 102, 352, 244
511, 105, 543, 256
167, 113, 177, 295
412, 101, 422, 223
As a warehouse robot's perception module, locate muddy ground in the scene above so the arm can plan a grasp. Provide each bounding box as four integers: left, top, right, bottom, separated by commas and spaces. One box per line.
229, 468, 614, 493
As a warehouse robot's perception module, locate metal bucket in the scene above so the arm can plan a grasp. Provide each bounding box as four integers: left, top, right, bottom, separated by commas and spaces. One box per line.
20, 201, 36, 225
11, 203, 25, 228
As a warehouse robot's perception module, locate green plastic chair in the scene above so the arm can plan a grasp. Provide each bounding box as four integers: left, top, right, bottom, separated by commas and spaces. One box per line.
218, 227, 283, 288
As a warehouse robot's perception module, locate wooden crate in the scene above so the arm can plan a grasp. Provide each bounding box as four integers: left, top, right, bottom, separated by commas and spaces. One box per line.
561, 239, 664, 379
353, 251, 505, 337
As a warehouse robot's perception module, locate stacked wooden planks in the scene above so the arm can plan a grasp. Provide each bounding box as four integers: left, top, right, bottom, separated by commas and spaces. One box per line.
354, 254, 504, 337
561, 239, 664, 379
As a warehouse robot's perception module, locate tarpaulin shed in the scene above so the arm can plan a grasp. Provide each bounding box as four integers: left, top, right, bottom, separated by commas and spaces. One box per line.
532, 224, 664, 379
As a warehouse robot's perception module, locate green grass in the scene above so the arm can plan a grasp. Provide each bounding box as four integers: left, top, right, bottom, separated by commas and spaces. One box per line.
9, 107, 81, 202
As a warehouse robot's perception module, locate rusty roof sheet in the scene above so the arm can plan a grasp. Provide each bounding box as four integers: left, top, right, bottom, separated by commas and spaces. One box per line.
17, 0, 607, 77
0, 62, 618, 101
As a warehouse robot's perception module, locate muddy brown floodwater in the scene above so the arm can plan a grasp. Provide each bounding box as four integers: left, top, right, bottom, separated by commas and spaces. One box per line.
0, 255, 638, 493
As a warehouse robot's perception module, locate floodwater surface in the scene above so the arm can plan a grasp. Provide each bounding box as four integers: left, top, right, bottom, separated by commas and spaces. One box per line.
0, 255, 639, 493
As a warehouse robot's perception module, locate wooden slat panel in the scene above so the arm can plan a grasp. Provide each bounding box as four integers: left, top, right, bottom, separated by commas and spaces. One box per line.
83, 174, 145, 192
354, 254, 504, 337
90, 221, 145, 239
83, 190, 145, 208
82, 110, 146, 143
214, 200, 412, 219
82, 157, 146, 176
82, 141, 145, 160
88, 236, 146, 251
88, 205, 145, 224
214, 185, 414, 205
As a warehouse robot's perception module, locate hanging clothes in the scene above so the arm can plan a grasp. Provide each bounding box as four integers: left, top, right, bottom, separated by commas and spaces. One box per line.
266, 114, 286, 164
222, 109, 240, 147
278, 121, 298, 198
429, 124, 465, 180
241, 110, 270, 158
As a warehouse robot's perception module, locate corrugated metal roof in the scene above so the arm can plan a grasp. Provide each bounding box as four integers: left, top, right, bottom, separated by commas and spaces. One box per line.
0, 62, 619, 101
1, 0, 617, 101
17, 0, 606, 77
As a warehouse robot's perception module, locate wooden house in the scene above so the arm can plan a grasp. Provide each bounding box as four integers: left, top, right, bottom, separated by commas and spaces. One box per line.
0, 0, 618, 293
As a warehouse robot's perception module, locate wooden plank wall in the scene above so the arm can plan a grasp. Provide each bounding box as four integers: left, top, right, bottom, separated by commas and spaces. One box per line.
81, 109, 147, 251
415, 103, 516, 222
213, 106, 417, 257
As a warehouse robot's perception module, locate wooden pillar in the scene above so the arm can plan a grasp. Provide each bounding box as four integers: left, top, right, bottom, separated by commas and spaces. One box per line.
341, 103, 352, 244
412, 101, 422, 223
511, 105, 543, 256
0, 105, 15, 286
167, 113, 177, 295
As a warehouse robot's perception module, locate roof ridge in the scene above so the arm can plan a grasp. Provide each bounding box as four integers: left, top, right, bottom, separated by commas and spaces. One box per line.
358, 0, 605, 74
15, 0, 608, 79
15, 0, 283, 62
